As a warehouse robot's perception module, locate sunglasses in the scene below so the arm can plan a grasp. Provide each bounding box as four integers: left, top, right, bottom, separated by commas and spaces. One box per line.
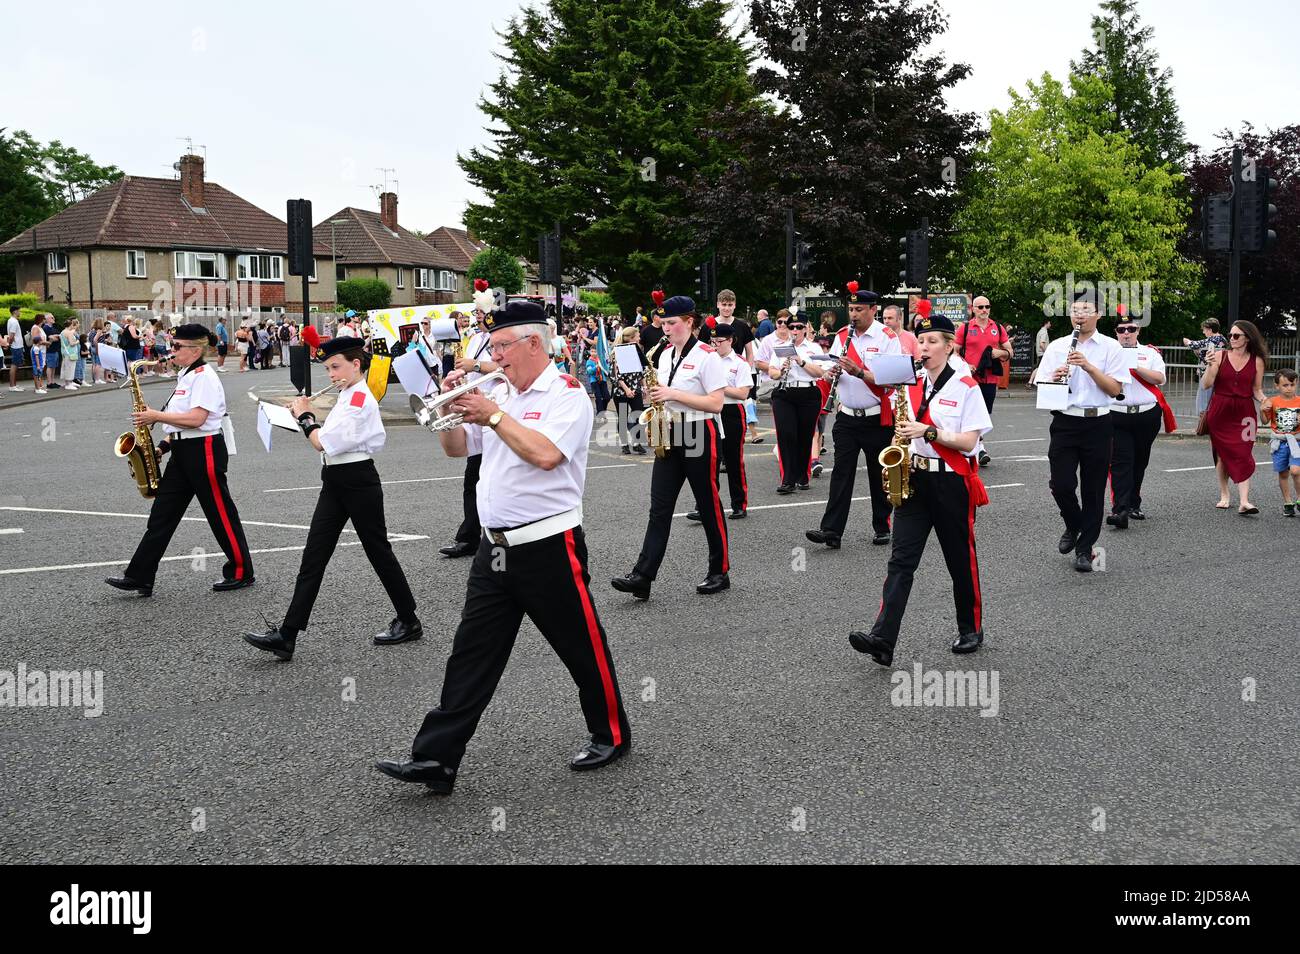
775, 320, 788, 326
1229, 332, 1245, 339
1116, 325, 1138, 333
789, 323, 806, 330
973, 304, 990, 310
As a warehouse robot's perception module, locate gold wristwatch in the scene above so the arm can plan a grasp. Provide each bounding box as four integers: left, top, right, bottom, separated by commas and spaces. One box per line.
487, 410, 505, 430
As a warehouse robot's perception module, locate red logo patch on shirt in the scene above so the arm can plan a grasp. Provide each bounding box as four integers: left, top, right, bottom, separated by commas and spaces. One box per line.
865, 347, 879, 353
938, 398, 958, 407
559, 374, 581, 389
174, 390, 187, 396
523, 410, 542, 421
683, 364, 695, 370
193, 365, 205, 373
350, 391, 366, 408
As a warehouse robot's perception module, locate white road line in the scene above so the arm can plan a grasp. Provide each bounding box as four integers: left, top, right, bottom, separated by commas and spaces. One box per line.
985, 438, 1047, 444
0, 535, 430, 577
0, 528, 24, 535
1164, 461, 1268, 473
260, 462, 638, 493
0, 505, 334, 533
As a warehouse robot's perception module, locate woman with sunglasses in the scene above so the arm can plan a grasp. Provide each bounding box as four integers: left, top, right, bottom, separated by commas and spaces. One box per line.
1107, 317, 1169, 528
767, 315, 827, 493
1202, 320, 1268, 514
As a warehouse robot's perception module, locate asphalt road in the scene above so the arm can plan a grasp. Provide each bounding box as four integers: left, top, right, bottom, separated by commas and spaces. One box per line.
1, 366, 1295, 864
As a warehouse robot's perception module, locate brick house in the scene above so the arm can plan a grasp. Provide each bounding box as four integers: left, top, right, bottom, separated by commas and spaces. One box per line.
318, 194, 461, 307
0, 154, 336, 315
424, 226, 486, 299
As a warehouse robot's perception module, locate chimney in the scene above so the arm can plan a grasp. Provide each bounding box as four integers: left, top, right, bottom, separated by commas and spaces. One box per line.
179, 154, 205, 209
379, 192, 398, 231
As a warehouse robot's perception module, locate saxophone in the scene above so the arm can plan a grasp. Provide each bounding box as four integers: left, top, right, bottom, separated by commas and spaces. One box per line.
114, 358, 163, 498
878, 363, 921, 508
638, 360, 671, 458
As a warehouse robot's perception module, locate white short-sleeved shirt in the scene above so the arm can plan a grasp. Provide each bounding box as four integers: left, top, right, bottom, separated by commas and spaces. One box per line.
718, 352, 754, 403
474, 361, 592, 528
163, 362, 225, 434
1034, 332, 1131, 409
909, 370, 993, 458
656, 338, 727, 414
756, 332, 793, 365
1112, 344, 1166, 407
319, 379, 386, 457
831, 321, 902, 409
336, 325, 358, 339
771, 338, 823, 384
462, 330, 493, 456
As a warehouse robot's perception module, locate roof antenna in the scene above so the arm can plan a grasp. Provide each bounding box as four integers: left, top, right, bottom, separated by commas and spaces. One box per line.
377, 167, 395, 193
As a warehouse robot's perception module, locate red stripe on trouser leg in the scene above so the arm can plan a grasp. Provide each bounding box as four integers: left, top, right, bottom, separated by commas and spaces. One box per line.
967, 491, 982, 632
205, 436, 244, 580
738, 416, 748, 508
707, 421, 729, 571
564, 529, 622, 747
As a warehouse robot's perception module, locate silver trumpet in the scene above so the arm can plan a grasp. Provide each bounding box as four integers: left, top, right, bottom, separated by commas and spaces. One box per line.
247, 381, 341, 403
410, 370, 509, 432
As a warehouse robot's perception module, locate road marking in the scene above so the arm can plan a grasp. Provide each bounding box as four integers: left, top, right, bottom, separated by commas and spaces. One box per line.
672, 483, 1023, 517
1164, 461, 1268, 472
0, 535, 430, 577
0, 505, 334, 533
260, 462, 638, 493
985, 437, 1047, 444
0, 528, 23, 535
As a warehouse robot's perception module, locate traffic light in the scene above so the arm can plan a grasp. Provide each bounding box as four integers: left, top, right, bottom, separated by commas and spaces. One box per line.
537, 231, 561, 284
286, 199, 314, 276
1201, 193, 1232, 253
695, 254, 718, 303
898, 228, 928, 288
1236, 167, 1279, 253
795, 237, 815, 281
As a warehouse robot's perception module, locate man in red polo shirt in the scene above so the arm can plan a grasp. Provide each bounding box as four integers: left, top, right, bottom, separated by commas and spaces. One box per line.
956, 295, 1010, 466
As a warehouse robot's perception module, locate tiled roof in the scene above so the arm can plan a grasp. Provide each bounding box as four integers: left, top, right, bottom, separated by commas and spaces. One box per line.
313, 208, 457, 269
0, 176, 331, 256
425, 225, 486, 271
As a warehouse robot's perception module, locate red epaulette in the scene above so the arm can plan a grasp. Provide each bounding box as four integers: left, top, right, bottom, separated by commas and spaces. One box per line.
960, 375, 979, 387
881, 326, 897, 338
194, 365, 205, 373
350, 391, 366, 408
697, 343, 716, 353
559, 374, 582, 389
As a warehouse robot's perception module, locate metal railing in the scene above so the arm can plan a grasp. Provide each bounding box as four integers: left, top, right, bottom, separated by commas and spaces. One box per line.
1152, 339, 1300, 423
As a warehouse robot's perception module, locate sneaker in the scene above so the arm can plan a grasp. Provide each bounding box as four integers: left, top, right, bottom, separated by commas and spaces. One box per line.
34, 388, 46, 394
67, 383, 79, 390
216, 367, 228, 373
9, 386, 23, 392
811, 459, 824, 478
1284, 503, 1296, 517
978, 451, 991, 467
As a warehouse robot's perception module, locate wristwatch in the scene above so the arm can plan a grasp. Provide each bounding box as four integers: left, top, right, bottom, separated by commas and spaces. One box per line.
473, 361, 482, 373
924, 426, 938, 443
487, 410, 505, 430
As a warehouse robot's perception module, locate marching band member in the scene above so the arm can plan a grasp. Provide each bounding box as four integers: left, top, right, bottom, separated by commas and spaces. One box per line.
1034, 293, 1129, 572
690, 323, 752, 519
440, 283, 499, 558
376, 300, 630, 793
848, 311, 992, 665
612, 296, 730, 600
106, 323, 254, 597
806, 284, 900, 549
1108, 316, 1171, 529
243, 337, 422, 660
768, 313, 826, 493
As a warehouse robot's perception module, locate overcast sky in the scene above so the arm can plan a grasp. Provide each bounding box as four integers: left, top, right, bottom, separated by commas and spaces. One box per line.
7, 0, 1296, 233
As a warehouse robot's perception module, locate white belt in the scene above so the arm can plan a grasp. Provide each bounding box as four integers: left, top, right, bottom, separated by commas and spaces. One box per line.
169, 428, 220, 440
1114, 402, 1157, 414
486, 506, 582, 547
911, 455, 973, 473
321, 451, 372, 466
671, 410, 715, 423
1056, 406, 1111, 418
838, 403, 881, 418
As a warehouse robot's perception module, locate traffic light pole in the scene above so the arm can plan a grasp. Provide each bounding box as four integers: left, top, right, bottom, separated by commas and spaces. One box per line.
785, 209, 794, 307
920, 216, 929, 299
1228, 146, 1241, 324
554, 220, 563, 324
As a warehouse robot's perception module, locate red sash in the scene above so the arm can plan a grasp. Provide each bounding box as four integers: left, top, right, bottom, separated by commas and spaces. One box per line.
839, 327, 893, 426
1130, 374, 1177, 433
908, 381, 990, 507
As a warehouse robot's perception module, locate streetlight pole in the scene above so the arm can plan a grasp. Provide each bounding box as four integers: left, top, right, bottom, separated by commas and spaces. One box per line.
330, 218, 347, 314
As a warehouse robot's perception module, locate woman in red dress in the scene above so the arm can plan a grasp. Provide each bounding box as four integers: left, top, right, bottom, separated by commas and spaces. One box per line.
1202, 320, 1267, 514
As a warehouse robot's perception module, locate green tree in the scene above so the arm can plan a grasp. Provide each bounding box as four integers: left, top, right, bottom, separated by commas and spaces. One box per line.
460, 0, 760, 311
336, 278, 391, 312
467, 246, 525, 294
7, 129, 123, 206
1072, 0, 1188, 169
947, 72, 1200, 340
579, 289, 621, 315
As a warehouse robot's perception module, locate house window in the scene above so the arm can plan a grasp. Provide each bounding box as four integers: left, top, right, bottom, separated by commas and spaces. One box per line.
414, 268, 430, 289
127, 304, 151, 313
336, 265, 347, 282
307, 258, 317, 282
126, 250, 147, 278
174, 250, 227, 279
396, 267, 405, 290
47, 251, 68, 273
438, 270, 455, 291
235, 254, 284, 282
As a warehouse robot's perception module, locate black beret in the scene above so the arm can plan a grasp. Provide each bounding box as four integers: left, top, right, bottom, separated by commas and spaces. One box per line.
711, 323, 735, 338
482, 299, 547, 331
316, 336, 367, 361
846, 288, 879, 305
915, 312, 956, 335
661, 295, 696, 318
172, 323, 217, 346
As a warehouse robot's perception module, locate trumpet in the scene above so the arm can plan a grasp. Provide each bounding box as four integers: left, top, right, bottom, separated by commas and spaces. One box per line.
410, 370, 509, 432
246, 381, 340, 403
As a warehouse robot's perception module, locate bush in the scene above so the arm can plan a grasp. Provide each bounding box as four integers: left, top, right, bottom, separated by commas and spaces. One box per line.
467, 247, 525, 295
336, 278, 391, 312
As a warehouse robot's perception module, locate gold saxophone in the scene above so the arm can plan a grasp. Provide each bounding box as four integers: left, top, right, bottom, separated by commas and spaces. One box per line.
638, 360, 671, 458
115, 359, 163, 498
878, 363, 922, 508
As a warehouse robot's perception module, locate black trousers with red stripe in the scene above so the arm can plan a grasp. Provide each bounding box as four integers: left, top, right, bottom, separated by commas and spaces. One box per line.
821, 413, 894, 536
869, 470, 982, 646
1109, 406, 1161, 514
632, 418, 729, 580
771, 386, 820, 486
125, 433, 253, 586
718, 403, 748, 512
412, 527, 630, 768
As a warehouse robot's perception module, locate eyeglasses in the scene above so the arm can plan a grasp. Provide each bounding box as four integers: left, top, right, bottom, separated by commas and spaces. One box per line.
973, 304, 990, 310
789, 323, 806, 330
1229, 332, 1245, 339
489, 335, 534, 357
1116, 325, 1138, 334
775, 320, 788, 326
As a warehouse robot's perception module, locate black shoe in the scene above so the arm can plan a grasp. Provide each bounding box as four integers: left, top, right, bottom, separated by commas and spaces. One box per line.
374, 758, 456, 793
848, 631, 893, 666
243, 626, 296, 660
978, 451, 991, 467
1073, 551, 1094, 573
776, 483, 795, 495
696, 573, 730, 595
796, 481, 810, 491
872, 531, 891, 546
570, 738, 631, 771
212, 576, 255, 592
621, 445, 631, 455
1128, 508, 1145, 520
105, 576, 152, 597
1057, 529, 1079, 554
438, 540, 476, 558
952, 631, 983, 654
374, 617, 423, 645
805, 528, 841, 549
729, 508, 746, 519
611, 572, 651, 600
686, 511, 702, 522
811, 461, 824, 478
632, 444, 646, 455
1110, 511, 1129, 530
